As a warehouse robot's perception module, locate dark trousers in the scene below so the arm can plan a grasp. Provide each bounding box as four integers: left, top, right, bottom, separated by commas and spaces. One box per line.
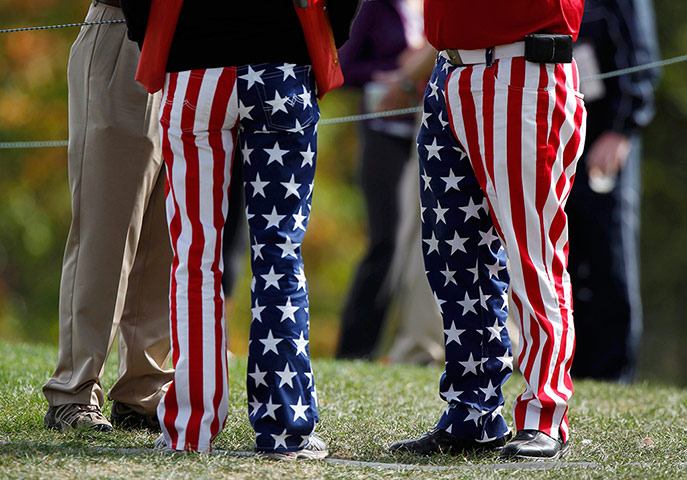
567, 133, 642, 383
336, 125, 413, 358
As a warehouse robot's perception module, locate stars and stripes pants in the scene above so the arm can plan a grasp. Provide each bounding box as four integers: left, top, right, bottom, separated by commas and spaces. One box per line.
157, 63, 320, 452
419, 53, 586, 443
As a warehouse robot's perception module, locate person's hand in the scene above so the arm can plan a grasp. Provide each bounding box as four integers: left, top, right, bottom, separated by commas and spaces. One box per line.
371, 69, 417, 111
586, 131, 631, 178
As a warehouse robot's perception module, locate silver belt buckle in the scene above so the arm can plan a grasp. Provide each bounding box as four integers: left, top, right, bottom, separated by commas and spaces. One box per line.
445, 49, 464, 66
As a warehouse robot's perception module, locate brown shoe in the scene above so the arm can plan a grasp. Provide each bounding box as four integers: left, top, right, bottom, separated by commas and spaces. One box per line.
44, 403, 113, 432
110, 400, 160, 431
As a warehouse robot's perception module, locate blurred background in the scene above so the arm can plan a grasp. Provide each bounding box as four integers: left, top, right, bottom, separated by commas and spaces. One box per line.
1, 1, 686, 385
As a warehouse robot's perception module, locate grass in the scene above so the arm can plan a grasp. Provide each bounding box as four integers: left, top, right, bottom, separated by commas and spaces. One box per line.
0, 340, 686, 479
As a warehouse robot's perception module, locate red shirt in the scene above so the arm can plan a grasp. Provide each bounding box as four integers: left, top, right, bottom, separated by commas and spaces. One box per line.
424, 0, 585, 50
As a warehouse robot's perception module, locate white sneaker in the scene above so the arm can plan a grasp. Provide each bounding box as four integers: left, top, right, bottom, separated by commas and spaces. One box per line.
153, 434, 175, 452
259, 434, 328, 461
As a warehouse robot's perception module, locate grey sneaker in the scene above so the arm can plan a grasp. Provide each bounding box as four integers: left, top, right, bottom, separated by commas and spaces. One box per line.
44, 403, 113, 432
110, 400, 160, 431
258, 434, 328, 461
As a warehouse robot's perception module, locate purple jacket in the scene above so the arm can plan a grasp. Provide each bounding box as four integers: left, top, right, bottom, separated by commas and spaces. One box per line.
338, 0, 408, 88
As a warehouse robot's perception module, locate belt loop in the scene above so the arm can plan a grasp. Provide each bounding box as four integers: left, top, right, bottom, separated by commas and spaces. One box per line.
485, 47, 494, 68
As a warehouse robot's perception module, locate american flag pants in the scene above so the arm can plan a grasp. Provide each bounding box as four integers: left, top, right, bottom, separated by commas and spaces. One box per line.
419, 53, 586, 443
157, 63, 320, 452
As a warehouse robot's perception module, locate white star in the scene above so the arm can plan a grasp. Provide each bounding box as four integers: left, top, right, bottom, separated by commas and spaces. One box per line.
266, 91, 290, 115
467, 261, 479, 282
251, 299, 266, 323
459, 353, 481, 375
486, 319, 505, 342
433, 201, 448, 224
445, 231, 467, 255
294, 266, 307, 291
259, 329, 283, 355
271, 429, 290, 449
261, 266, 284, 289
264, 141, 288, 165
289, 119, 305, 134
241, 140, 254, 166
479, 287, 492, 311
263, 395, 282, 420
480, 380, 499, 401
250, 172, 269, 198
442, 384, 463, 403
421, 111, 432, 128
442, 61, 451, 73
479, 227, 499, 249
441, 169, 463, 191
304, 372, 313, 388
464, 407, 484, 426
420, 206, 426, 222
245, 206, 255, 222
251, 276, 256, 292
238, 65, 265, 89
460, 197, 482, 221
300, 143, 315, 167
251, 237, 265, 260
263, 206, 285, 229
298, 85, 313, 109
248, 364, 268, 388
277, 236, 300, 259
293, 331, 308, 356
428, 78, 439, 100
276, 363, 298, 388
238, 100, 254, 121
277, 296, 300, 323
421, 169, 432, 191
289, 396, 310, 422
444, 321, 465, 345
496, 352, 514, 372
280, 174, 302, 199
423, 231, 440, 255
277, 63, 297, 80
486, 258, 505, 279
438, 111, 449, 129
457, 292, 478, 315
248, 395, 263, 417
292, 208, 307, 231
433, 291, 447, 314
424, 137, 443, 160
440, 263, 457, 286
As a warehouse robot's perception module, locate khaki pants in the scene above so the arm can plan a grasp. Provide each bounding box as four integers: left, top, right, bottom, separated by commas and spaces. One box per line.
42, 2, 172, 415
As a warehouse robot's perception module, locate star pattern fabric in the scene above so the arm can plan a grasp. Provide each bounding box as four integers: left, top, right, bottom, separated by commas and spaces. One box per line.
158, 62, 319, 453
417, 55, 513, 442
238, 63, 320, 452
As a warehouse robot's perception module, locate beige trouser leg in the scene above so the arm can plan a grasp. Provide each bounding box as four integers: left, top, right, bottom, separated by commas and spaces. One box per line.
385, 154, 444, 364
42, 2, 172, 415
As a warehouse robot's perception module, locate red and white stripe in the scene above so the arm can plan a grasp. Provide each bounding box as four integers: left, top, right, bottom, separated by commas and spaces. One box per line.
445, 57, 586, 442
157, 67, 239, 452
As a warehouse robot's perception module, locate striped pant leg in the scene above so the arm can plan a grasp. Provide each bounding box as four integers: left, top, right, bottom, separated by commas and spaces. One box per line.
419, 56, 513, 442
445, 57, 586, 441
237, 64, 320, 453
157, 67, 239, 452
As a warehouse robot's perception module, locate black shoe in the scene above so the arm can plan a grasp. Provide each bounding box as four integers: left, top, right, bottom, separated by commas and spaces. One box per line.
389, 428, 511, 455
110, 400, 161, 431
499, 430, 569, 460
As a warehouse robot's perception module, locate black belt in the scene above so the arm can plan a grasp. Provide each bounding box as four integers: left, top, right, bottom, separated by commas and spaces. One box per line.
95, 0, 121, 8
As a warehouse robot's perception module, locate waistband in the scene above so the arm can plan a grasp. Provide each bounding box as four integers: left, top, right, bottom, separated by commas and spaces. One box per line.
442, 42, 525, 67
95, 0, 121, 8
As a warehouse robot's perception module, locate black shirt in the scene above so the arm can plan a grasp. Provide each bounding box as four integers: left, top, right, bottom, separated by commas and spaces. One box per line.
121, 0, 361, 72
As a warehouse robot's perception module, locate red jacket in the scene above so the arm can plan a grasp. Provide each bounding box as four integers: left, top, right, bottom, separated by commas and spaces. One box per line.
424, 0, 584, 50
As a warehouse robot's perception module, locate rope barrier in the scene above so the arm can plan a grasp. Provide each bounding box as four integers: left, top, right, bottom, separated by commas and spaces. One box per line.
0, 19, 125, 35
0, 19, 684, 147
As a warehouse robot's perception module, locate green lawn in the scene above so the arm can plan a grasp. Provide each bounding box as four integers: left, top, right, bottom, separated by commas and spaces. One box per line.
1, 340, 686, 479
